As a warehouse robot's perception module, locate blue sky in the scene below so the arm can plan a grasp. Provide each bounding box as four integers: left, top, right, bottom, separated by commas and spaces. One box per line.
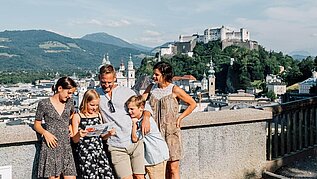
1, 0, 317, 56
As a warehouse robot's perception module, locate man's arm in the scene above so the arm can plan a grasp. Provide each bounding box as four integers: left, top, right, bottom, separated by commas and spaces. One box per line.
131, 118, 140, 142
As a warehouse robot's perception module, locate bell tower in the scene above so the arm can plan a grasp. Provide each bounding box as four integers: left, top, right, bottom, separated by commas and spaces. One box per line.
127, 54, 135, 88
208, 57, 216, 97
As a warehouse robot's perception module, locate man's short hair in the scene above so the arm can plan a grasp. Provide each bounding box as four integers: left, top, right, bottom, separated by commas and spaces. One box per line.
99, 64, 116, 76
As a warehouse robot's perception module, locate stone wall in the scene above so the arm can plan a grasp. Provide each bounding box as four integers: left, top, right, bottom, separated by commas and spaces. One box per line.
0, 124, 39, 179
180, 108, 271, 179
0, 108, 272, 179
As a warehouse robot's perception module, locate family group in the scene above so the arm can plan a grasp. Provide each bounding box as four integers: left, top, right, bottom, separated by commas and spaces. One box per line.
34, 61, 197, 179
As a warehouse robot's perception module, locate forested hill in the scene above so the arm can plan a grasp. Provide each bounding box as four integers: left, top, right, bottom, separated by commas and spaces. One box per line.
138, 41, 317, 93
0, 30, 146, 71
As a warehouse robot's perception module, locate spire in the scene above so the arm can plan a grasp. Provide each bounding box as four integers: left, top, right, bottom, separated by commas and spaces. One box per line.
128, 54, 134, 70
208, 57, 215, 77
119, 59, 125, 72
102, 53, 111, 65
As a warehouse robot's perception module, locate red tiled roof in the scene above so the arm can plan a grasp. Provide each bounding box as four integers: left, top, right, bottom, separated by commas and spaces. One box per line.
172, 75, 196, 81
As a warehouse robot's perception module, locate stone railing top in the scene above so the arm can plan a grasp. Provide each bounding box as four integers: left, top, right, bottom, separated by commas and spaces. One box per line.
0, 108, 272, 145
181, 108, 272, 129
0, 124, 38, 145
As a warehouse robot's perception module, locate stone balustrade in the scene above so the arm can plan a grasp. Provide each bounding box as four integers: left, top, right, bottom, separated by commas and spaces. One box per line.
1, 108, 272, 179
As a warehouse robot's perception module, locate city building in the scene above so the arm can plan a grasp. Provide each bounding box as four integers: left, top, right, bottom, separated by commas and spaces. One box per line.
227, 89, 257, 108
299, 71, 317, 94
267, 82, 287, 96
160, 43, 176, 56
161, 25, 258, 58
266, 74, 282, 84
265, 74, 287, 97
172, 75, 197, 92
204, 25, 250, 43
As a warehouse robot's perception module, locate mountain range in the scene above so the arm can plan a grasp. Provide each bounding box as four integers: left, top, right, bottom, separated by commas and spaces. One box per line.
82, 32, 153, 52
0, 30, 153, 71
1, 29, 311, 73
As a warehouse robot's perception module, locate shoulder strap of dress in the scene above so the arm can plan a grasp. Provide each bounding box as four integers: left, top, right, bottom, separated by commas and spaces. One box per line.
97, 112, 103, 124
171, 84, 176, 91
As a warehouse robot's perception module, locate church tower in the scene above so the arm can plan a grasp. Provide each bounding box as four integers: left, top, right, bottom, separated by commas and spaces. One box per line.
208, 58, 216, 97
119, 60, 125, 72
99, 53, 111, 70
127, 54, 135, 88
102, 53, 111, 65
201, 72, 208, 91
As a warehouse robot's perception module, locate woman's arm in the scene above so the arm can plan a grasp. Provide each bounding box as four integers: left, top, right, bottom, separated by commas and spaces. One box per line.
142, 84, 152, 101
141, 84, 154, 135
34, 120, 58, 148
173, 85, 197, 128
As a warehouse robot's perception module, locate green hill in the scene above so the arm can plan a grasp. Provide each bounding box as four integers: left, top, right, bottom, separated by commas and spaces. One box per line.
81, 32, 152, 52
0, 30, 144, 71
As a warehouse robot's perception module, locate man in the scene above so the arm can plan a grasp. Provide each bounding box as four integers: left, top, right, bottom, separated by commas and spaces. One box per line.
96, 64, 151, 179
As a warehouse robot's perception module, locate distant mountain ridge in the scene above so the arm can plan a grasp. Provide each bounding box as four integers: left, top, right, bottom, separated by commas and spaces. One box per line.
0, 30, 146, 71
81, 32, 152, 52
289, 50, 311, 61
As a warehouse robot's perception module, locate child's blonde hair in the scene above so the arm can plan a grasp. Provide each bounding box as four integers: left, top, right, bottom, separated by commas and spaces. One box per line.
79, 89, 100, 114
126, 95, 145, 108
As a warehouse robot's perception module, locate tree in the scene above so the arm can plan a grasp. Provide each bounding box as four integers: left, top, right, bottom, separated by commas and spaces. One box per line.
309, 84, 317, 94
136, 41, 309, 94
266, 90, 277, 101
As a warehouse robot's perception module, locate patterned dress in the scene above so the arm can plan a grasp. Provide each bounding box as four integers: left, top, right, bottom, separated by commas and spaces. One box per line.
148, 83, 183, 161
75, 114, 114, 179
35, 98, 77, 178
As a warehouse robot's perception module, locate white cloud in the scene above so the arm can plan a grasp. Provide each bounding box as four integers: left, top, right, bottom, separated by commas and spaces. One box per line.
69, 18, 131, 28
138, 37, 164, 46
235, 16, 317, 55
88, 19, 103, 26
265, 6, 317, 23
106, 19, 131, 27
70, 19, 101, 26
144, 30, 161, 37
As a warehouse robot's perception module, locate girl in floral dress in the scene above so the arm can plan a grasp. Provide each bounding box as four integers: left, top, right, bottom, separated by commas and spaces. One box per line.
72, 89, 115, 179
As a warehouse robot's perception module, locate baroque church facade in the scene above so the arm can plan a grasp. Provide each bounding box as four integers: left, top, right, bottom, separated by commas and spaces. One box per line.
100, 53, 136, 88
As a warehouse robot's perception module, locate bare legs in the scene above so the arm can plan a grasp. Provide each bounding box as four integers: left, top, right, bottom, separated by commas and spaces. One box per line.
121, 174, 144, 179
134, 174, 145, 179
48, 176, 75, 179
166, 160, 180, 179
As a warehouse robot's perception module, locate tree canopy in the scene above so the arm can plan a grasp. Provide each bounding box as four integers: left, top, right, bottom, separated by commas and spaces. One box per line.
137, 41, 317, 93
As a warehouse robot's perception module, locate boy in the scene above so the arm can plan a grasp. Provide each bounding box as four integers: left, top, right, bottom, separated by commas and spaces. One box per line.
126, 95, 169, 179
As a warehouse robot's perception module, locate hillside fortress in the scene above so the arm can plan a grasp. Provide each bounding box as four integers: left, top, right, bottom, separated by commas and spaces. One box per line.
160, 25, 258, 57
